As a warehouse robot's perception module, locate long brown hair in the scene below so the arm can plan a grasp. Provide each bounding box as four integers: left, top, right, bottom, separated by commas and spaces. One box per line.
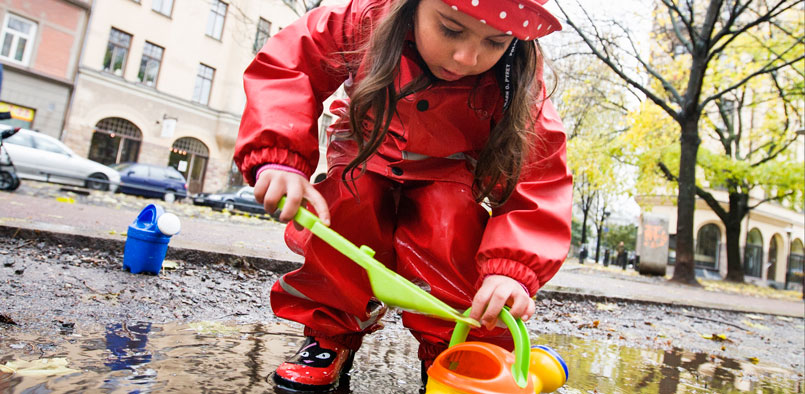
346, 0, 546, 206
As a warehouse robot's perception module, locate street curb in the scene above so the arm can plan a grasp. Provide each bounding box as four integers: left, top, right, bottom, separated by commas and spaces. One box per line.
2, 224, 802, 318
0, 224, 300, 275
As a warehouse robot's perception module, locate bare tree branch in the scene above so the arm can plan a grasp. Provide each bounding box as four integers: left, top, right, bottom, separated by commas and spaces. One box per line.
615, 20, 685, 105
557, 2, 682, 120
700, 51, 804, 109
749, 190, 796, 210
709, 0, 800, 57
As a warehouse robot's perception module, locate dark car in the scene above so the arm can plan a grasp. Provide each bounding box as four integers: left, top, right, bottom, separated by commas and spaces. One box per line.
193, 186, 265, 214
112, 162, 188, 202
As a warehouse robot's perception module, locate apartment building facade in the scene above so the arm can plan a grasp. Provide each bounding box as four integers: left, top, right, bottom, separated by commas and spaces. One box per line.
61, 0, 338, 194
0, 0, 90, 134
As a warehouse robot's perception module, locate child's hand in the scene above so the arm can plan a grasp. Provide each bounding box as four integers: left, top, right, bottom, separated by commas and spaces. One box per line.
253, 169, 331, 226
470, 275, 534, 330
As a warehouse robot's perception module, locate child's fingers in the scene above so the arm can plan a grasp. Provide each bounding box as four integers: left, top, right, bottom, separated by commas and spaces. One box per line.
469, 285, 493, 322
279, 181, 304, 223
262, 174, 288, 216
480, 290, 508, 329
303, 184, 330, 226
509, 294, 533, 321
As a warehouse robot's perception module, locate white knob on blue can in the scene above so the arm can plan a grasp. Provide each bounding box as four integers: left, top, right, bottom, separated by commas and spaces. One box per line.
157, 213, 181, 236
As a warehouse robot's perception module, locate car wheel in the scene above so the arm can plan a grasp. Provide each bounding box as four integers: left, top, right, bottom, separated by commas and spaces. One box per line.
0, 170, 20, 191
86, 173, 109, 191
164, 190, 176, 203
224, 200, 235, 211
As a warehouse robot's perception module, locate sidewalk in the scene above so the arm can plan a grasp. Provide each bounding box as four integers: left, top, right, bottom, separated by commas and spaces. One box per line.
1, 186, 803, 318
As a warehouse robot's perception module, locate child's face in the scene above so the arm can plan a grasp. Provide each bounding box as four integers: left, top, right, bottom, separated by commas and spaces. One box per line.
414, 0, 515, 81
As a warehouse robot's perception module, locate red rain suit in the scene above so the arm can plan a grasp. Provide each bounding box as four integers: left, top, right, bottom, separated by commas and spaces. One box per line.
234, 0, 572, 360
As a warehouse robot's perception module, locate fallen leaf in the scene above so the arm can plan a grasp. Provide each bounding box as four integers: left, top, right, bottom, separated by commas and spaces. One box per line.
0, 314, 17, 325
701, 333, 733, 342
56, 197, 75, 204
745, 314, 765, 320
747, 357, 759, 364
3, 358, 79, 376
186, 321, 240, 336
742, 320, 769, 330
596, 303, 618, 311
162, 260, 179, 270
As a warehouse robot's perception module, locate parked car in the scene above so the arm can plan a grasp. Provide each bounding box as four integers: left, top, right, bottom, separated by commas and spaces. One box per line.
0, 126, 120, 191
112, 162, 187, 202
193, 186, 265, 214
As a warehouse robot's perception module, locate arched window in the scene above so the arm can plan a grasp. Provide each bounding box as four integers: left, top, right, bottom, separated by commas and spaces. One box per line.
88, 117, 142, 165
767, 235, 783, 282
695, 224, 720, 270
744, 229, 763, 278
168, 137, 208, 194
787, 239, 804, 290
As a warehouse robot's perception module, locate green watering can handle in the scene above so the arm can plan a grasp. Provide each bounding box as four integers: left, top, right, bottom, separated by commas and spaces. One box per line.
448, 307, 531, 389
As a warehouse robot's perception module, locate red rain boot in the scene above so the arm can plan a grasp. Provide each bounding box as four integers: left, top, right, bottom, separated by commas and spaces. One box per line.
273, 336, 355, 392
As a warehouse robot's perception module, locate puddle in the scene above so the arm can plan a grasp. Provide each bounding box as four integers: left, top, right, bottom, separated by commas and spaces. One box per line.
1, 323, 802, 393
537, 334, 804, 394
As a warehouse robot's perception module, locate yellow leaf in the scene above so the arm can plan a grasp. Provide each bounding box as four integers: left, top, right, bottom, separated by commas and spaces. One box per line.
748, 357, 759, 364
701, 334, 713, 340
162, 260, 179, 270
56, 197, 75, 204
745, 314, 765, 320
596, 303, 618, 311
3, 358, 79, 377
593, 320, 600, 328
742, 320, 769, 330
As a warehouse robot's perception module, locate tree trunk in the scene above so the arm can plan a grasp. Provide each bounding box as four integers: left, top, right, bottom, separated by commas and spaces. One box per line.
670, 124, 701, 285
724, 192, 749, 282
580, 208, 589, 263
580, 209, 589, 246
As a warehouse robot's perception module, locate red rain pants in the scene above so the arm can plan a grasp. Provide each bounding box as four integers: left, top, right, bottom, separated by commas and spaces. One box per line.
270, 166, 513, 361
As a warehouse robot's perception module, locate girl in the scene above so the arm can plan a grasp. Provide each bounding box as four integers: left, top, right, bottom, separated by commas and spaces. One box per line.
235, 0, 571, 391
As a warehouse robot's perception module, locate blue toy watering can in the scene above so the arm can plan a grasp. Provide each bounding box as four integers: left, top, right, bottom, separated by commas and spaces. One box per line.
122, 204, 180, 274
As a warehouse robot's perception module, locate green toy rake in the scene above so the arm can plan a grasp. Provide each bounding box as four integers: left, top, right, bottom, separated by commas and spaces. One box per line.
278, 197, 480, 328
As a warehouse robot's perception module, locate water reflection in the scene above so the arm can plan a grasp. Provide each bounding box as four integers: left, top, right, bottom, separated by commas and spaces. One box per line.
0, 323, 801, 393
536, 333, 803, 394
102, 322, 157, 393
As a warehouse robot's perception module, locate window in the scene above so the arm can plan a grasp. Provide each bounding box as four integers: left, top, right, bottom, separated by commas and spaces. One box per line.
88, 117, 142, 165
4, 130, 33, 148
694, 224, 720, 270
103, 28, 132, 76
152, 0, 174, 16
253, 18, 271, 53
138, 42, 163, 87
205, 0, 228, 40
192, 64, 214, 105
0, 14, 37, 65
32, 135, 69, 155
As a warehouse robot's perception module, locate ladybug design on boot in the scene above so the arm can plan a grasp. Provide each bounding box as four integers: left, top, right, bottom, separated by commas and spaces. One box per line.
273, 336, 355, 392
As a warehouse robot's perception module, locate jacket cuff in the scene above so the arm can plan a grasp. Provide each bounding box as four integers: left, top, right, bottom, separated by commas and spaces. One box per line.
239, 148, 315, 186
476, 258, 540, 296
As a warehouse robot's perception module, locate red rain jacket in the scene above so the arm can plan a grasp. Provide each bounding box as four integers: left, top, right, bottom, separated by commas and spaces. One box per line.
235, 0, 572, 295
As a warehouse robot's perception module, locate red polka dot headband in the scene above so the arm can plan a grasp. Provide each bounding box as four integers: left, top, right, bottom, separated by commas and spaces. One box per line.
439, 0, 562, 40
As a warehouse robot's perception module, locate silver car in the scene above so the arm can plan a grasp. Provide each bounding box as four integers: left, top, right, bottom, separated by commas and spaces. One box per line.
1, 127, 120, 192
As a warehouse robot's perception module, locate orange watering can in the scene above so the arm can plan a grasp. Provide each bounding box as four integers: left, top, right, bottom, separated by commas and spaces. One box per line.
425, 308, 568, 394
